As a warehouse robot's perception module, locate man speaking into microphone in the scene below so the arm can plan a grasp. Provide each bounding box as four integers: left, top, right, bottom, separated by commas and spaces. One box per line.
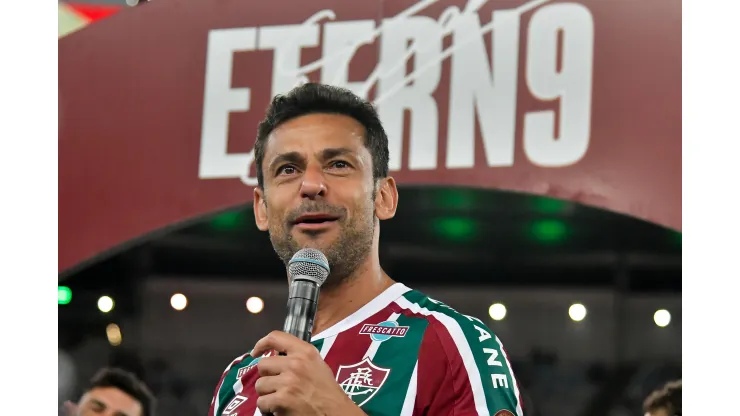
209, 83, 523, 416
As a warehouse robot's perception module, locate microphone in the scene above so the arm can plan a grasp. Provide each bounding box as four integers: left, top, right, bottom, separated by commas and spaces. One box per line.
282, 248, 330, 342
263, 249, 329, 416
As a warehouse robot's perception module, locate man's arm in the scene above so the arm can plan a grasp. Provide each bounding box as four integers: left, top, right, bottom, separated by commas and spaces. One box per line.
416, 314, 524, 416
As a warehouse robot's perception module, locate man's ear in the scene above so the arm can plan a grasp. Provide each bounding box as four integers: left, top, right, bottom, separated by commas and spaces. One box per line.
254, 187, 269, 231
374, 177, 399, 220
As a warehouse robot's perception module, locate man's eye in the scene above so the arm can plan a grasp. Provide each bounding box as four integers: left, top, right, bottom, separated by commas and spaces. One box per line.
277, 165, 297, 175
329, 161, 350, 169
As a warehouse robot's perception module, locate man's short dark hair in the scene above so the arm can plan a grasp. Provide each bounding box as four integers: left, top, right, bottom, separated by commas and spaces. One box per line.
86, 367, 156, 416
643, 379, 681, 415
254, 83, 390, 189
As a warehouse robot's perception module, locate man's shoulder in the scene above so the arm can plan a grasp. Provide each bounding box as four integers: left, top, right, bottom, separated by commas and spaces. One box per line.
209, 352, 253, 415
220, 348, 281, 379
394, 287, 498, 345
396, 287, 492, 327
224, 350, 253, 368
398, 287, 523, 415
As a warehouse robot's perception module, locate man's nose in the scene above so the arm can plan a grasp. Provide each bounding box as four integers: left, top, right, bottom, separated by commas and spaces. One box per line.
299, 166, 327, 199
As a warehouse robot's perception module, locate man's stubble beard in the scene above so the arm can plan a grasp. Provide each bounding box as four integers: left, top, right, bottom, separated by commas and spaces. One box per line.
268, 199, 376, 290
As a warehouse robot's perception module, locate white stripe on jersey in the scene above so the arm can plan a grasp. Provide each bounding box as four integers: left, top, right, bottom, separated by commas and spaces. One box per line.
363, 312, 401, 359
394, 297, 490, 416
319, 334, 337, 359
233, 377, 244, 395
400, 360, 419, 416
495, 335, 524, 416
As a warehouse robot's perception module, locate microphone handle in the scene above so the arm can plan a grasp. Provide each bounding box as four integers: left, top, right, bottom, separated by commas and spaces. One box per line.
282, 279, 320, 342
263, 280, 319, 416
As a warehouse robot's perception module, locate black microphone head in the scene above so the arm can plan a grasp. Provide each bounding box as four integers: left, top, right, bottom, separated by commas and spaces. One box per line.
288, 248, 330, 286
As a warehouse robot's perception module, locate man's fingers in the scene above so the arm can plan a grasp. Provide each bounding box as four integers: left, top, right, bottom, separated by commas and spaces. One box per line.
256, 391, 288, 415
256, 356, 286, 377
251, 331, 306, 357
254, 374, 281, 396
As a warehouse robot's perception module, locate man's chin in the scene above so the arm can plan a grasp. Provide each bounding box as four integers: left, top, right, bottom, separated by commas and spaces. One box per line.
290, 232, 337, 253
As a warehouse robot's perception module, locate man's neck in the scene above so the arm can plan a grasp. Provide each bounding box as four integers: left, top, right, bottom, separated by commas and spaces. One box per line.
312, 257, 395, 337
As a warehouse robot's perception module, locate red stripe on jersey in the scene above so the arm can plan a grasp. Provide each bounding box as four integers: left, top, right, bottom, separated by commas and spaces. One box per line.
389, 303, 478, 415
322, 306, 398, 374
232, 366, 262, 416
208, 394, 217, 416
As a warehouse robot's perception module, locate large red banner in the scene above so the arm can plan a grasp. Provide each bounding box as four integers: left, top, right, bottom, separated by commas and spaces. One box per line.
58, 0, 681, 273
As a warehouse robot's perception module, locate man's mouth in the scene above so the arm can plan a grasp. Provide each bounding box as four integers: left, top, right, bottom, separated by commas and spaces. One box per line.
292, 213, 340, 230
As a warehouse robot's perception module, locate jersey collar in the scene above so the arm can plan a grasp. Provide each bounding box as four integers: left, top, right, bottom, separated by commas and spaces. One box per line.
311, 282, 412, 342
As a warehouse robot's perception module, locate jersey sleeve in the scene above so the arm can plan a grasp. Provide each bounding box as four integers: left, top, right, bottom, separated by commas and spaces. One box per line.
416, 314, 524, 416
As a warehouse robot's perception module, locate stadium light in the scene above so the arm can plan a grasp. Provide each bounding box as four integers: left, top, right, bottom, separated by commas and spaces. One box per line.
106, 323, 122, 346
98, 296, 114, 313
432, 217, 478, 242
531, 219, 569, 244
246, 297, 264, 314
654, 309, 671, 327
569, 303, 587, 322
488, 303, 507, 321
170, 293, 188, 311
58, 286, 72, 305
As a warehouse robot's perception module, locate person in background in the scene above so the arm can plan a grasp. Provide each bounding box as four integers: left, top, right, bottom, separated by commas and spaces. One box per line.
643, 379, 681, 416
63, 367, 156, 416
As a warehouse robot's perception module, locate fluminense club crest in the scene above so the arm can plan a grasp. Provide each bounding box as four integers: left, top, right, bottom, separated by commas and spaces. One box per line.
335, 357, 391, 407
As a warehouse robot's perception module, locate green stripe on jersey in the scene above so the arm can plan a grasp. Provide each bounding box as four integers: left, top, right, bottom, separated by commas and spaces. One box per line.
400, 289, 521, 414
215, 354, 254, 414
313, 337, 325, 353
362, 313, 428, 415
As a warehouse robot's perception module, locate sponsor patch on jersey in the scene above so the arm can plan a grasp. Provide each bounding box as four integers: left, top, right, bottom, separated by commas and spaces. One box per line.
236, 350, 276, 378
359, 320, 409, 342
222, 395, 247, 414
236, 356, 263, 378
236, 359, 258, 378
236, 365, 251, 379
336, 357, 390, 407
494, 410, 515, 416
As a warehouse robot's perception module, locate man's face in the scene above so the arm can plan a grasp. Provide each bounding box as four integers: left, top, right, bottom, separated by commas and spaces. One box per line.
254, 113, 397, 286
76, 387, 143, 416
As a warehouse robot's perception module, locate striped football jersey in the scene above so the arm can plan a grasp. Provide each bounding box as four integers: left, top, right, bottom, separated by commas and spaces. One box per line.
209, 283, 523, 416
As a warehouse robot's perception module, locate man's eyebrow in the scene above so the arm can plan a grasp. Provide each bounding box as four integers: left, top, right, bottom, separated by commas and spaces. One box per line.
90, 399, 107, 408
320, 147, 355, 160
268, 151, 305, 171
